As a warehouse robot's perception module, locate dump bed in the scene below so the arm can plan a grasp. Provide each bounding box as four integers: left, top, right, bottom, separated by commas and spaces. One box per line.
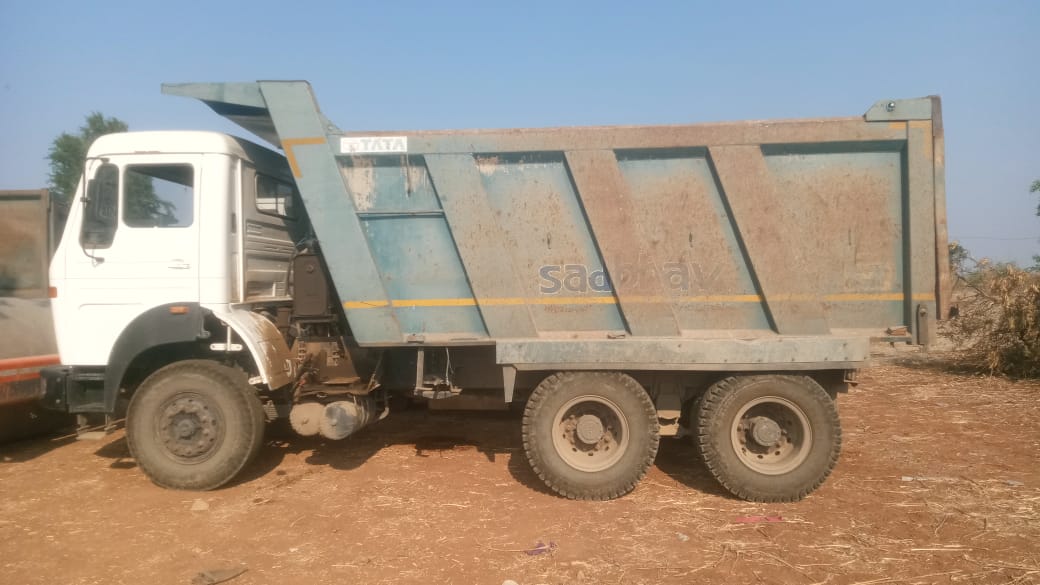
0, 189, 60, 367
1, 189, 67, 440
166, 82, 948, 370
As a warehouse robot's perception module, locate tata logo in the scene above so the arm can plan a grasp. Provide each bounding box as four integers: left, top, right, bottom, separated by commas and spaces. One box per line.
539, 262, 720, 294
340, 136, 408, 154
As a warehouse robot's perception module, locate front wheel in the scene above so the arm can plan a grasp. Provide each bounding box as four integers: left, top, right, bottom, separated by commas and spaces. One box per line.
522, 372, 659, 500
126, 360, 265, 490
696, 375, 841, 502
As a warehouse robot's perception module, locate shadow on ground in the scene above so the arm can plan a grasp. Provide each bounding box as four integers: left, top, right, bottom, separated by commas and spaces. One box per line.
93, 435, 137, 469
239, 406, 733, 499
84, 404, 735, 499
0, 433, 77, 464
294, 408, 557, 494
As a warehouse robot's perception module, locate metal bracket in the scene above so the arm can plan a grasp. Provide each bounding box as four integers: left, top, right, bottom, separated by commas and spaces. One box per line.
863, 97, 935, 122
413, 348, 461, 399
916, 304, 933, 348
502, 365, 517, 403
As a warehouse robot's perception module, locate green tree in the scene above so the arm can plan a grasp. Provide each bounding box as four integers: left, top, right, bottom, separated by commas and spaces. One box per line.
47, 112, 127, 204
1030, 179, 1040, 270
948, 241, 972, 277
47, 113, 177, 231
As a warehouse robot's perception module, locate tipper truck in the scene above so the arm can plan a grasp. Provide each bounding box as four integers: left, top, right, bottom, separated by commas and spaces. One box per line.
41, 82, 949, 502
1, 189, 69, 442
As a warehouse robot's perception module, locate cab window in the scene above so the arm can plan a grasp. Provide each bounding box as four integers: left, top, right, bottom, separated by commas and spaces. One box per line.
123, 164, 194, 228
256, 174, 297, 220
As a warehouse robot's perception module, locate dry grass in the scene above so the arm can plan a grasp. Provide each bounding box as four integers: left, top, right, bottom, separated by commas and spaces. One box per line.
1, 354, 1038, 584
944, 264, 1040, 377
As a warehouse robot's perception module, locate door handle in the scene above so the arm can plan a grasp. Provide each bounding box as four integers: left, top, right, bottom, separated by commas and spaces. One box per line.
168, 261, 191, 270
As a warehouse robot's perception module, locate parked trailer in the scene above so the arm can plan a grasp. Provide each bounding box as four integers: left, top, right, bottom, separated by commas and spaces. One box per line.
0, 189, 69, 442
42, 82, 948, 502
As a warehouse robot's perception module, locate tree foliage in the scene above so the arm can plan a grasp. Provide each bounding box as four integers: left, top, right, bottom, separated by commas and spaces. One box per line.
948, 241, 971, 276
47, 113, 176, 233
1032, 178, 1040, 216
124, 169, 175, 226
944, 240, 1040, 377
47, 113, 128, 204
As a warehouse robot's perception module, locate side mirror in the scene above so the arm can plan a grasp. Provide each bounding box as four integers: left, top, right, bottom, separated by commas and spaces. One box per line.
80, 164, 119, 248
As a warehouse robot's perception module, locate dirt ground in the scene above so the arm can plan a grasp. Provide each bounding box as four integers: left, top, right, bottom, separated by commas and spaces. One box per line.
2, 348, 1039, 585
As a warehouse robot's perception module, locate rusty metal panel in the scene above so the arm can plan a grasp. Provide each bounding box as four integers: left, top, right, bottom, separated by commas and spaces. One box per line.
760, 143, 907, 331
931, 97, 951, 320
615, 149, 770, 333
475, 153, 626, 335
424, 154, 538, 338
564, 150, 679, 337
907, 120, 938, 345
339, 154, 488, 339
708, 145, 830, 335
0, 190, 51, 298
366, 118, 907, 155
496, 336, 870, 371
0, 189, 63, 438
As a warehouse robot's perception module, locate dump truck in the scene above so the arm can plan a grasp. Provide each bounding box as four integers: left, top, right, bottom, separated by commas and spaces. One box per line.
1, 189, 70, 442
41, 82, 949, 502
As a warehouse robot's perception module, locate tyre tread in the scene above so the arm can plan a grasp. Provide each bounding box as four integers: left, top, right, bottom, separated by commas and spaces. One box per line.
127, 360, 265, 491
696, 375, 841, 503
522, 372, 659, 501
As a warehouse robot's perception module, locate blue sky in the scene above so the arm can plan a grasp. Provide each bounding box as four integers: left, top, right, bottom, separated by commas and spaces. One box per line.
2, 1, 1037, 264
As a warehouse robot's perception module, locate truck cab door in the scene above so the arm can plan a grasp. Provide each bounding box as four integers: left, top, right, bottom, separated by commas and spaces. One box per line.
59, 157, 201, 366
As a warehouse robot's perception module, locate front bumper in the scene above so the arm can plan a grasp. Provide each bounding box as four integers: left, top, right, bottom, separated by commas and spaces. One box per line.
40, 365, 107, 413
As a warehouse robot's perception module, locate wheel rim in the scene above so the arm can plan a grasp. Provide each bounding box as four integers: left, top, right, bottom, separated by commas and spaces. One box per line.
156, 392, 224, 463
730, 396, 811, 475
551, 394, 629, 472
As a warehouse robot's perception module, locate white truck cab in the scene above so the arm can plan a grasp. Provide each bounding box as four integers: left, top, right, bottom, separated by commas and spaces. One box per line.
46, 131, 299, 429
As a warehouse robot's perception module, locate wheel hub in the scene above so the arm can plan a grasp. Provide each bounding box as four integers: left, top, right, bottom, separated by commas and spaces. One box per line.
551, 395, 630, 473
160, 396, 219, 459
730, 395, 812, 476
175, 418, 198, 439
749, 416, 782, 446
575, 414, 605, 444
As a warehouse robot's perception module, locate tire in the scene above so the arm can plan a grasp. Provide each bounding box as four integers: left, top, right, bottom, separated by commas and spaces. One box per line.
696, 375, 841, 503
522, 372, 659, 500
126, 360, 266, 490
237, 372, 266, 465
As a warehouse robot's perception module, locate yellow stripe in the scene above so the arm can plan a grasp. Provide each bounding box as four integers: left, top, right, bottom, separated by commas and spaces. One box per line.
675, 294, 761, 303
343, 292, 935, 310
393, 298, 477, 308
342, 300, 390, 309
824, 292, 903, 302
534, 296, 617, 305
281, 136, 328, 178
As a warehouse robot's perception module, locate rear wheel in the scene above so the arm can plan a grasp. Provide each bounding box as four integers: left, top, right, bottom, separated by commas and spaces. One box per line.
127, 360, 265, 490
696, 375, 840, 502
522, 372, 659, 500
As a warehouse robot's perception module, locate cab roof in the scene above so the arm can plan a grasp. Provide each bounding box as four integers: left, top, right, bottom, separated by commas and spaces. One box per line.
87, 131, 290, 178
